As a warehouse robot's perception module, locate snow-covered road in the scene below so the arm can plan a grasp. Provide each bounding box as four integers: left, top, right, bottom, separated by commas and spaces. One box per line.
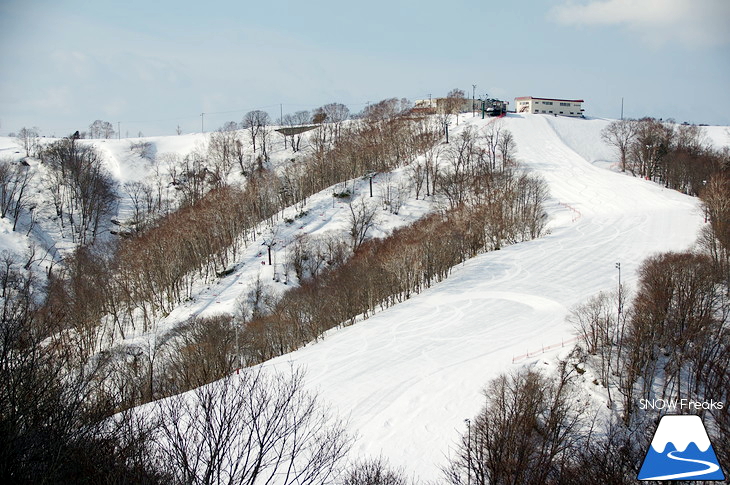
262, 114, 705, 479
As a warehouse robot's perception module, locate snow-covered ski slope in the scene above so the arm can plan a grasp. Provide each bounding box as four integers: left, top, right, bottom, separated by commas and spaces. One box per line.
261, 114, 709, 480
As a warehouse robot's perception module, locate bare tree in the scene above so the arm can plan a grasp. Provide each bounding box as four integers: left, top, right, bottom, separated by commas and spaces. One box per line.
15, 126, 40, 158
242, 110, 271, 154
208, 126, 240, 184
260, 121, 272, 163
497, 129, 516, 169
379, 172, 408, 214
436, 113, 451, 144
408, 161, 426, 200
516, 173, 550, 240
42, 138, 117, 244
314, 102, 350, 142
624, 251, 723, 410
152, 367, 351, 485
130, 140, 156, 161
482, 120, 503, 171
444, 88, 467, 125
283, 110, 313, 152
0, 160, 33, 231
348, 198, 378, 252
0, 256, 167, 484
423, 144, 441, 196
568, 290, 625, 407
292, 110, 312, 126
360, 98, 411, 123
601, 119, 638, 173
343, 457, 411, 485
627, 118, 673, 179
89, 119, 115, 139
163, 315, 238, 392
444, 363, 589, 485
176, 145, 211, 206
701, 172, 730, 252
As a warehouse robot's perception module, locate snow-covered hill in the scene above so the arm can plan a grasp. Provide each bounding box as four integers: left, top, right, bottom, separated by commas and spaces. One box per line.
2, 114, 727, 481
255, 113, 710, 480
0, 125, 439, 345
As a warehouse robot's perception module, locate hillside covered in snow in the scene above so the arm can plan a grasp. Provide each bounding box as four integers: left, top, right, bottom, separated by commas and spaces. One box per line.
1, 108, 728, 483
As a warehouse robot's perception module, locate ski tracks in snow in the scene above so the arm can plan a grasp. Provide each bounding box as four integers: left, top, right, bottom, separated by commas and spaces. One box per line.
263, 114, 705, 480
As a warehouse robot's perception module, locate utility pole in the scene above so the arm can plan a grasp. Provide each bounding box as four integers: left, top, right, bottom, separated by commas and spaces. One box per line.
615, 262, 622, 316
614, 261, 629, 374
472, 84, 476, 117
201, 112, 205, 133
117, 121, 120, 140
620, 98, 624, 120
465, 418, 472, 485
235, 322, 241, 373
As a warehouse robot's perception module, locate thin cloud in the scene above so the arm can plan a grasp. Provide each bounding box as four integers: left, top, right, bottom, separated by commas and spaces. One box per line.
550, 0, 730, 48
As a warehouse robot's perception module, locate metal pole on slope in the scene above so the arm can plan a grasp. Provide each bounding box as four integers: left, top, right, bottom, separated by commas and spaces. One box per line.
472, 84, 476, 117
465, 418, 472, 485
616, 262, 622, 317
235, 323, 240, 373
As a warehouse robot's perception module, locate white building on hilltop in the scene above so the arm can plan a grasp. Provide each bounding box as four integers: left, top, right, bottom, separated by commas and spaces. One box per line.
515, 96, 584, 117
414, 97, 476, 113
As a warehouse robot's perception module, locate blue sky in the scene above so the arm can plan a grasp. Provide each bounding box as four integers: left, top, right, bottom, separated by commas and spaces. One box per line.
1, 0, 728, 137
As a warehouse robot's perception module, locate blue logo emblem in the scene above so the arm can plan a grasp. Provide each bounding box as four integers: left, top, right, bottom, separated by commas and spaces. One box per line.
638, 415, 725, 481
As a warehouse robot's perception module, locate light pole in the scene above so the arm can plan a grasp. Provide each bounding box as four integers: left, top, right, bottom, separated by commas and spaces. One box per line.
615, 262, 621, 315
645, 143, 654, 180
472, 84, 476, 117
465, 418, 472, 485
616, 260, 623, 332
235, 321, 241, 373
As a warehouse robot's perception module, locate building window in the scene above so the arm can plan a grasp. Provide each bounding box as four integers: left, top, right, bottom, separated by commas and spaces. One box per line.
560, 102, 570, 107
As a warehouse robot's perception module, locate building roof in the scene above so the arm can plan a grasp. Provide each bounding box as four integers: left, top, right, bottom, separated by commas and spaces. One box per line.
515, 96, 584, 103
275, 125, 318, 136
